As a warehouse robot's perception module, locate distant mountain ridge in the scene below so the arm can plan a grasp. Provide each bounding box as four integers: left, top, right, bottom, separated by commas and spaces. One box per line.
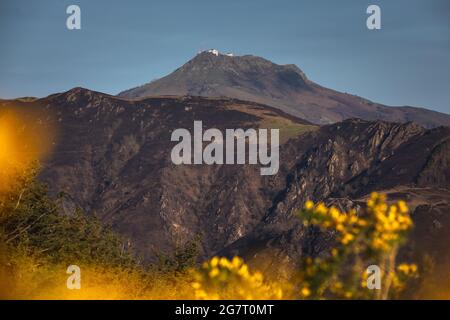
119, 50, 450, 128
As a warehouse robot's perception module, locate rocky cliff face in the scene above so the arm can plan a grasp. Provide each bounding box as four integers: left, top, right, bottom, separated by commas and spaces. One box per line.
1, 88, 449, 283
219, 120, 450, 291
119, 51, 450, 128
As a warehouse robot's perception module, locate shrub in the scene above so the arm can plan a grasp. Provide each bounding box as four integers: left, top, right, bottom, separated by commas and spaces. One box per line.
191, 256, 283, 300
295, 193, 418, 299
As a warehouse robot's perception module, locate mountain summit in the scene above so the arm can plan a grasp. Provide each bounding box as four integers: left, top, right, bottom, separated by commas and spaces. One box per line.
119, 51, 450, 128
120, 50, 309, 99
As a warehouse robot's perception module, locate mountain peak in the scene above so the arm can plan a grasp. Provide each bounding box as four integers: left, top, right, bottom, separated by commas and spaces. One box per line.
117, 52, 450, 128
45, 87, 111, 105
119, 52, 310, 100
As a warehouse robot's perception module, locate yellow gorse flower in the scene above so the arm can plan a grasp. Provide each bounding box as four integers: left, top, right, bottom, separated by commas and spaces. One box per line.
296, 193, 417, 299
191, 256, 283, 300
300, 200, 362, 246
300, 287, 311, 298
367, 192, 412, 251
300, 192, 413, 252
397, 263, 418, 276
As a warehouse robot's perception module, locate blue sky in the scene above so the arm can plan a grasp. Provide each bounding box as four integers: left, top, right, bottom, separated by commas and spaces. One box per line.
0, 0, 449, 114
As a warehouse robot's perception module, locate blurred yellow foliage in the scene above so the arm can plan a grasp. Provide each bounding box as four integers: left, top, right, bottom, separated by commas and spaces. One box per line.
0, 155, 421, 300
0, 109, 54, 193
191, 256, 283, 300
297, 193, 418, 299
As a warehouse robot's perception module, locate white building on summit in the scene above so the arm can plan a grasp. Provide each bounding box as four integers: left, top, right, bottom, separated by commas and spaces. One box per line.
207, 49, 219, 56
198, 49, 235, 57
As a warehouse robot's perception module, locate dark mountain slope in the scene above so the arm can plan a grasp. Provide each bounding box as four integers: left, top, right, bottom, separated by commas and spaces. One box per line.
1, 89, 448, 282
0, 88, 314, 260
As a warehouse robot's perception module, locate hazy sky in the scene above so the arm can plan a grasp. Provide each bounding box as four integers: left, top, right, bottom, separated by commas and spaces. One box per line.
0, 0, 449, 114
